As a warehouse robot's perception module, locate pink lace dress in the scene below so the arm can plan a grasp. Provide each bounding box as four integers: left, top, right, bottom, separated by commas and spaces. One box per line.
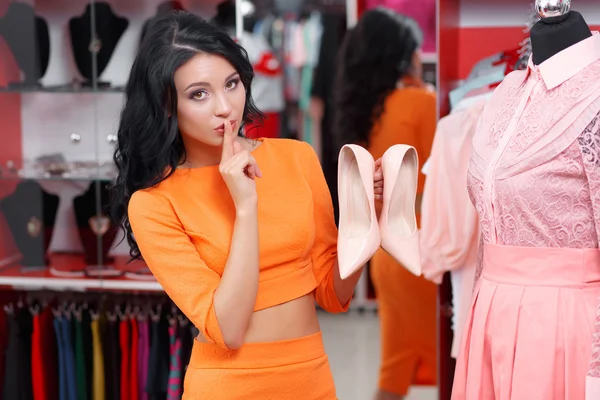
452, 32, 600, 400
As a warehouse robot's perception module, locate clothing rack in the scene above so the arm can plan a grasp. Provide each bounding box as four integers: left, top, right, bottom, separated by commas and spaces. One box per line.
0, 291, 194, 400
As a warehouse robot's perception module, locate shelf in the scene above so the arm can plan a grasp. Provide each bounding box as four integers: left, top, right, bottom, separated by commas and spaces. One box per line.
2, 276, 163, 292
0, 253, 161, 292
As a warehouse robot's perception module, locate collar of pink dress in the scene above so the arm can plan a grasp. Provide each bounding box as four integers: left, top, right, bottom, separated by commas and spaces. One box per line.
526, 31, 600, 90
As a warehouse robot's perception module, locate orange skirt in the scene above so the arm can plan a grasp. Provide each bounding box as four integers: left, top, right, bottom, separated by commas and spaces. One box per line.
370, 248, 437, 395
182, 332, 337, 399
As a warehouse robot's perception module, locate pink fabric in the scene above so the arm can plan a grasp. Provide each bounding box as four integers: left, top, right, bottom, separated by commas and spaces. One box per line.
364, 0, 436, 53
453, 244, 600, 400
420, 99, 485, 358
456, 32, 600, 399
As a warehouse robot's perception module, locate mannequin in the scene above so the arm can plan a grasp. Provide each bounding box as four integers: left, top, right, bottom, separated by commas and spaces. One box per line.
530, 3, 592, 64
73, 181, 118, 267
0, 181, 59, 268
68, 3, 129, 87
0, 2, 50, 88
140, 1, 185, 45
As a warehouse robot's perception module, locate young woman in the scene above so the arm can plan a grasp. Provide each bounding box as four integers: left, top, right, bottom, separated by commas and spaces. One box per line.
110, 10, 380, 399
334, 8, 438, 400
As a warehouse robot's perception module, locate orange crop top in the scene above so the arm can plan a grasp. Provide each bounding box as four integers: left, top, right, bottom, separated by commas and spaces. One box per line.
128, 138, 349, 349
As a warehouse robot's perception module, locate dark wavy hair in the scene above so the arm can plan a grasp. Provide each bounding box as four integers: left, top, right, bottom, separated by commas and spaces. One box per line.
333, 8, 423, 148
111, 10, 263, 260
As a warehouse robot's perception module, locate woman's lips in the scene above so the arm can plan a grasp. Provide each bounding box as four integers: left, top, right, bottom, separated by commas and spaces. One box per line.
215, 120, 237, 134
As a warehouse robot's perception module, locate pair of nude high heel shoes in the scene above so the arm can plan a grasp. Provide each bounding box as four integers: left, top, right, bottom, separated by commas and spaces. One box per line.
337, 144, 421, 280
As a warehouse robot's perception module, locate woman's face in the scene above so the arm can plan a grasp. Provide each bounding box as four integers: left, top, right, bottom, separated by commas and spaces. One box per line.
173, 53, 246, 148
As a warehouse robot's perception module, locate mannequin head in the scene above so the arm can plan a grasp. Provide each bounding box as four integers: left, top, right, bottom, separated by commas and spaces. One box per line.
333, 7, 423, 147
112, 10, 262, 260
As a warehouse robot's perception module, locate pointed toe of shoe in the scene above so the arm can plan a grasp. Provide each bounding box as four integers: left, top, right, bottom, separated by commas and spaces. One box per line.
338, 234, 381, 280
381, 231, 422, 276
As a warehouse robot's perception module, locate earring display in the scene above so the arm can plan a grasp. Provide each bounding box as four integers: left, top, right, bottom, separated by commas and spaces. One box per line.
73, 181, 118, 270
68, 2, 129, 88
0, 180, 59, 270
0, 2, 50, 89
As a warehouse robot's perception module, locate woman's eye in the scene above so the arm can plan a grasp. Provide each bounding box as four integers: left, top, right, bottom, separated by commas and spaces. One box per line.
225, 79, 240, 90
192, 91, 208, 100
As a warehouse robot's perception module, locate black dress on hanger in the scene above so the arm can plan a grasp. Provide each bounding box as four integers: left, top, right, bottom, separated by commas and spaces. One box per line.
68, 2, 129, 88
0, 180, 59, 269
530, 11, 592, 64
0, 2, 50, 89
140, 1, 185, 46
72, 181, 118, 266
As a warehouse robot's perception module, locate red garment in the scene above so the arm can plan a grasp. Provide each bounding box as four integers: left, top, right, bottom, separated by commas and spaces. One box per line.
120, 320, 130, 400
245, 112, 280, 139
130, 318, 139, 400
32, 314, 44, 400
31, 306, 58, 400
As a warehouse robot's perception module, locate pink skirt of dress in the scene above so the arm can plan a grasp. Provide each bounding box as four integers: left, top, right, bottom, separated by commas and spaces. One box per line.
452, 243, 600, 400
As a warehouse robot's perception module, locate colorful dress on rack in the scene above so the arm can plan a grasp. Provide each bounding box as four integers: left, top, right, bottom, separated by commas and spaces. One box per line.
452, 32, 600, 400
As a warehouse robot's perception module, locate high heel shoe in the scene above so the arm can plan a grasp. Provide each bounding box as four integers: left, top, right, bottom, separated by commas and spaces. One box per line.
337, 144, 381, 280
379, 145, 421, 276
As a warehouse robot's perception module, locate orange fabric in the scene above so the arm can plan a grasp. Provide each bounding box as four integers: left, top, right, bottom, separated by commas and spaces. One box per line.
367, 85, 438, 395
182, 332, 337, 399
128, 138, 349, 350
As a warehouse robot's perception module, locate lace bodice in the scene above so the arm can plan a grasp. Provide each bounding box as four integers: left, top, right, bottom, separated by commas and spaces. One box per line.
468, 113, 600, 250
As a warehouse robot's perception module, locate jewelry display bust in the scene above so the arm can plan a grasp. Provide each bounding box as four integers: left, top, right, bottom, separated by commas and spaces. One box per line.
0, 181, 59, 269
0, 2, 50, 88
73, 181, 118, 266
68, 2, 129, 87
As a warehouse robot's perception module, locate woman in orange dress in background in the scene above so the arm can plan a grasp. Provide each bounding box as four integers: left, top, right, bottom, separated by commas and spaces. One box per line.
334, 8, 437, 400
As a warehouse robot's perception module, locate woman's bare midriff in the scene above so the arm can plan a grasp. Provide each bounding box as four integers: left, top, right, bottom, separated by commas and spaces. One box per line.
195, 292, 320, 345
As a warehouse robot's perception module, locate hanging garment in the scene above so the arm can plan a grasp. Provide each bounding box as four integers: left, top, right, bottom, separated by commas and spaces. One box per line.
91, 319, 105, 400
129, 317, 139, 400
166, 324, 182, 399
61, 317, 77, 400
53, 317, 67, 400
452, 32, 600, 400
138, 319, 150, 400
102, 317, 120, 400
75, 316, 88, 400
16, 307, 34, 400
178, 322, 193, 395
420, 99, 486, 358
3, 313, 20, 399
32, 312, 45, 399
119, 318, 130, 400
146, 316, 170, 398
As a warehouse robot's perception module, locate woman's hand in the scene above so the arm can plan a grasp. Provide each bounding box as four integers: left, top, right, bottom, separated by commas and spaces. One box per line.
374, 158, 383, 201
219, 120, 263, 211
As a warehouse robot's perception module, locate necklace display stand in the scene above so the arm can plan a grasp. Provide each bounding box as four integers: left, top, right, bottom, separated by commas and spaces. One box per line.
68, 2, 129, 89
0, 180, 59, 270
73, 181, 120, 277
140, 1, 185, 46
0, 2, 50, 89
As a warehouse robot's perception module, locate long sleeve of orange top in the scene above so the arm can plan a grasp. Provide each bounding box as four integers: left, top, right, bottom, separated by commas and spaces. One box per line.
301, 142, 351, 313
128, 190, 227, 348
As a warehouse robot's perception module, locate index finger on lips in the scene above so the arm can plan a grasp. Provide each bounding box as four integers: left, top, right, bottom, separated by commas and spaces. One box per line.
221, 120, 234, 162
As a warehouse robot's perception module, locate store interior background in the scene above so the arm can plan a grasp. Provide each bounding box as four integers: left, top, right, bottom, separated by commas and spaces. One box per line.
0, 0, 600, 399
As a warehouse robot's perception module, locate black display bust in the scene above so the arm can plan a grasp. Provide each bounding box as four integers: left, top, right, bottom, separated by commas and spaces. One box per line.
0, 3, 50, 88
140, 1, 185, 45
0, 181, 59, 269
68, 3, 129, 87
73, 181, 118, 266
